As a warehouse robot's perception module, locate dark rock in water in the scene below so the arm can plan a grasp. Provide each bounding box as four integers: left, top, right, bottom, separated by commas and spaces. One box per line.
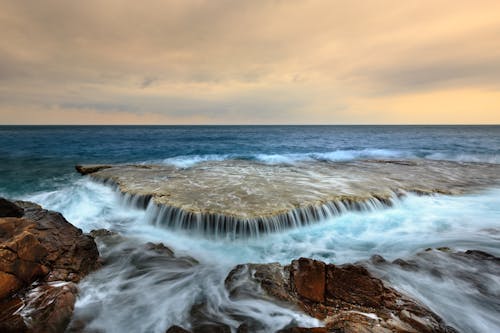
166, 326, 191, 333
277, 328, 328, 333
0, 199, 100, 333
145, 242, 175, 257
369, 254, 386, 264
90, 228, 118, 238
226, 257, 454, 333
0, 197, 24, 217
192, 323, 231, 333
75, 164, 113, 175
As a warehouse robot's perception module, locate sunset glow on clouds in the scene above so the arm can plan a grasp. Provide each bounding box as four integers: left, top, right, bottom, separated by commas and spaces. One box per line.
1, 0, 499, 124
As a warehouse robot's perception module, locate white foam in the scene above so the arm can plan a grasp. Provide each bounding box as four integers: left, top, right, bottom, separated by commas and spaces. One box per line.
23, 180, 500, 333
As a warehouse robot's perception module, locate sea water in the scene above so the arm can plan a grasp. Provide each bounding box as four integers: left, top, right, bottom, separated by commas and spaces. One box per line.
1, 125, 499, 332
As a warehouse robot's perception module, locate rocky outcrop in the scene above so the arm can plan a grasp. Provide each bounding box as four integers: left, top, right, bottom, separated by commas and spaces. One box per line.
75, 164, 113, 175
0, 198, 100, 333
225, 258, 457, 333
75, 160, 500, 237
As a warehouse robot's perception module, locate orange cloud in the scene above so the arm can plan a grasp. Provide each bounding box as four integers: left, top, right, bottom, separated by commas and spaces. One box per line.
0, 0, 499, 124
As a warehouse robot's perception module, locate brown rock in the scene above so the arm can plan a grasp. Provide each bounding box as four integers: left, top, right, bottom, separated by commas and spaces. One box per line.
290, 258, 325, 303
226, 258, 453, 333
22, 282, 78, 333
325, 264, 386, 308
0, 199, 100, 333
0, 272, 22, 299
0, 297, 28, 332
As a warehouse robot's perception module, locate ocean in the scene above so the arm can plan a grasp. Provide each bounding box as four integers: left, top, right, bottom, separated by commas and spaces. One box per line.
1, 125, 499, 332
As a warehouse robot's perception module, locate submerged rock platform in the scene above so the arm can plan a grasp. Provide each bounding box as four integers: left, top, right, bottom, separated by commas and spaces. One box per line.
76, 159, 500, 236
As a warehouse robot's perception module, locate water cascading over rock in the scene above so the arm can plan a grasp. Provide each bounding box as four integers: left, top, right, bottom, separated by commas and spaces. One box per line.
76, 159, 500, 237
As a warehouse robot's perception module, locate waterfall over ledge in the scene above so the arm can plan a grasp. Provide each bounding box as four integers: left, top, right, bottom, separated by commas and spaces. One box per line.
76, 159, 500, 237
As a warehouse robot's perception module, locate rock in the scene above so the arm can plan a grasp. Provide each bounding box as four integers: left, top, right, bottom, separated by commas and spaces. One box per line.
21, 282, 78, 333
277, 328, 328, 333
290, 258, 325, 302
166, 326, 191, 333
0, 198, 24, 217
0, 199, 100, 333
325, 264, 386, 308
145, 242, 175, 257
0, 272, 22, 299
225, 258, 454, 333
76, 160, 500, 237
192, 324, 231, 333
75, 164, 112, 175
90, 228, 118, 238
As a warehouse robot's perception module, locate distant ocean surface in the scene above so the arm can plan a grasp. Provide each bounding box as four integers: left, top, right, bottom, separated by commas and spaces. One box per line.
2, 125, 500, 196
1, 125, 500, 333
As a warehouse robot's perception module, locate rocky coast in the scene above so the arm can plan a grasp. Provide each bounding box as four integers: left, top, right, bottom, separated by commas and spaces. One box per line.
2, 197, 498, 332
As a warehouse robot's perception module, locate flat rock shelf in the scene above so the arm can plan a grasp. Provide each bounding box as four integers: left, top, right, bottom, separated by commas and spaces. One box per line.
76, 159, 500, 237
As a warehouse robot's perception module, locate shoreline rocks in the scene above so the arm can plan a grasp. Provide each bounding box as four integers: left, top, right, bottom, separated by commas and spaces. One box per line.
0, 198, 100, 333
225, 258, 458, 333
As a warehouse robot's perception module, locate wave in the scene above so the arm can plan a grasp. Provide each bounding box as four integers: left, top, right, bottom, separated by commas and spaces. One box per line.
153, 149, 499, 168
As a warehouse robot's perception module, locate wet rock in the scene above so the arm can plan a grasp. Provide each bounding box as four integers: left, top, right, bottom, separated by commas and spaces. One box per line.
0, 199, 100, 333
21, 282, 78, 333
391, 258, 419, 271
145, 242, 175, 257
369, 254, 386, 264
166, 326, 191, 333
90, 228, 118, 238
325, 264, 386, 308
75, 164, 112, 175
76, 160, 500, 237
226, 257, 453, 333
0, 197, 24, 218
290, 258, 325, 303
192, 323, 231, 333
277, 328, 328, 333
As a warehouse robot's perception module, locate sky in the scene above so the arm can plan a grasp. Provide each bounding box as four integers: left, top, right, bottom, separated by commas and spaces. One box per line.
0, 0, 499, 124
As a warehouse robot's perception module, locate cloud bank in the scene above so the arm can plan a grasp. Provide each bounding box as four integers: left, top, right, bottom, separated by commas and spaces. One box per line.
0, 0, 499, 124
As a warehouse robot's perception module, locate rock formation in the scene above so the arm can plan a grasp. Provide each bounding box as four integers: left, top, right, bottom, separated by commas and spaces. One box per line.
76, 159, 500, 236
225, 257, 458, 333
0, 198, 100, 333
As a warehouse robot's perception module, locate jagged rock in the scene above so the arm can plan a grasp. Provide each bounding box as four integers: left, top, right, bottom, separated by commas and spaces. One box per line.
75, 164, 112, 175
0, 198, 24, 218
226, 257, 454, 333
0, 198, 100, 333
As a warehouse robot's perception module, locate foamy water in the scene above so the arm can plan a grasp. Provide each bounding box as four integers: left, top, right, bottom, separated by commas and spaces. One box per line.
25, 178, 500, 333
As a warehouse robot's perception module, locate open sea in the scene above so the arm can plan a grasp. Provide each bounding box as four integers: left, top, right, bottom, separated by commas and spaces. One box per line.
1, 125, 500, 333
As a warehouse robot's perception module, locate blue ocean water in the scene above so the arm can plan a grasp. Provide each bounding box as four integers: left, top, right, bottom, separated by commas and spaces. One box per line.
2, 125, 500, 333
1, 125, 499, 197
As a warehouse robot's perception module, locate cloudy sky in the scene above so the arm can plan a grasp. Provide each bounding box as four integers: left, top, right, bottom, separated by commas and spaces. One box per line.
1, 0, 499, 124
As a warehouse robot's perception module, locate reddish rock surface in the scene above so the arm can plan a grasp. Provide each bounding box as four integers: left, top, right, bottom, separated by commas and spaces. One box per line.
0, 198, 100, 333
226, 257, 457, 333
290, 258, 325, 303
